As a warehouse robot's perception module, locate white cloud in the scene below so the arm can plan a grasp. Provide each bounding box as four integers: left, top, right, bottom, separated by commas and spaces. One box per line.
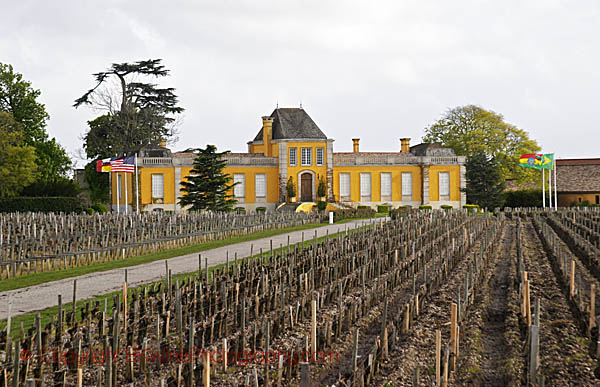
0, 0, 599, 158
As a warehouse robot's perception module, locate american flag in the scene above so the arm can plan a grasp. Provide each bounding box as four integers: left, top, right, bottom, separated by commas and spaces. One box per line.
111, 156, 135, 173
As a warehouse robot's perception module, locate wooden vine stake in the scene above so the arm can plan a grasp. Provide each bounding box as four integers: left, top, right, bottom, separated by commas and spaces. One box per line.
524, 279, 531, 326
311, 299, 317, 355
589, 283, 596, 336
570, 260, 575, 298
435, 329, 441, 386
203, 351, 211, 387
450, 302, 457, 370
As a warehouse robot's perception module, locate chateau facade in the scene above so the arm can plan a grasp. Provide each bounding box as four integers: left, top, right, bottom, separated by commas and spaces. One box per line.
111, 108, 466, 212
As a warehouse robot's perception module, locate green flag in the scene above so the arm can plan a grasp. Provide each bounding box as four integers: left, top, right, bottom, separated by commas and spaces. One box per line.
540, 153, 554, 169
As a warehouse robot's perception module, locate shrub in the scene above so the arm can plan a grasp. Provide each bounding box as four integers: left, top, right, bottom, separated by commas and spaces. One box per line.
390, 206, 411, 220
20, 178, 81, 197
256, 207, 266, 214
235, 207, 246, 214
441, 205, 453, 210
317, 176, 327, 198
332, 207, 376, 222
91, 202, 108, 213
0, 197, 86, 213
357, 205, 370, 210
503, 190, 542, 208
286, 176, 296, 200
419, 205, 432, 210
377, 205, 390, 214
317, 201, 327, 212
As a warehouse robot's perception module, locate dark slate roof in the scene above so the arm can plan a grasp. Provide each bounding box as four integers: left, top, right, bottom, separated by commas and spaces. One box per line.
410, 143, 456, 157
556, 159, 600, 193
252, 108, 327, 141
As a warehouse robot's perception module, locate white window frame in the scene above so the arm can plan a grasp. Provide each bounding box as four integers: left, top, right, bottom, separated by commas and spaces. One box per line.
151, 174, 164, 199
316, 148, 324, 166
233, 173, 245, 200
301, 148, 312, 166
339, 173, 351, 199
360, 173, 371, 201
255, 173, 266, 200
380, 172, 392, 198
289, 147, 297, 167
401, 172, 412, 199
117, 174, 122, 199
439, 172, 450, 199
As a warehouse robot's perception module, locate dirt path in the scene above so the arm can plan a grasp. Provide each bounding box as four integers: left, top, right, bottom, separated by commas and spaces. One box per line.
478, 223, 511, 386
521, 219, 597, 385
0, 219, 376, 320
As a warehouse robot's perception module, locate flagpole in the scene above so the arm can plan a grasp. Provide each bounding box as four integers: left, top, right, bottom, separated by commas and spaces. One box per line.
116, 173, 120, 215
124, 171, 128, 215
554, 157, 558, 209
542, 168, 546, 209
549, 165, 552, 210
135, 153, 140, 214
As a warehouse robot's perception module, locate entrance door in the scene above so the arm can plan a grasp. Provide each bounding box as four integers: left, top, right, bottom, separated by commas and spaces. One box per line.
301, 173, 313, 202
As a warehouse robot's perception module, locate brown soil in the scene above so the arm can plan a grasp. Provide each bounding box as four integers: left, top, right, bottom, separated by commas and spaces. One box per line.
521, 219, 597, 385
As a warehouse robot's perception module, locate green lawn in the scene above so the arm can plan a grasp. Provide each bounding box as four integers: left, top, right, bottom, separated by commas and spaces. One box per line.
0, 222, 371, 339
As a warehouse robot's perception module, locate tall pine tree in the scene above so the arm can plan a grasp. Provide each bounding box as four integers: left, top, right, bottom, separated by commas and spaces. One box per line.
179, 145, 237, 212
464, 152, 506, 210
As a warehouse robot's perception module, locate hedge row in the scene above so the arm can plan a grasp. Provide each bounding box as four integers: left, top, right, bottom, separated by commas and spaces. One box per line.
0, 197, 86, 213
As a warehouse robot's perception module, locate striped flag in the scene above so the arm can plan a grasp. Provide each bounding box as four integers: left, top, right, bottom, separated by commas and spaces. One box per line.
96, 158, 112, 172
111, 156, 135, 173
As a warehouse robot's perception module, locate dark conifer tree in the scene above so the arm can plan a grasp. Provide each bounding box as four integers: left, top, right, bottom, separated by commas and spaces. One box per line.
179, 145, 237, 212
464, 151, 506, 209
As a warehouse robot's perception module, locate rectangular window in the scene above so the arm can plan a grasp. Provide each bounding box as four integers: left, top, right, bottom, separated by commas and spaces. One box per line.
360, 173, 371, 200
151, 174, 164, 199
233, 174, 245, 199
289, 148, 297, 167
301, 148, 312, 166
117, 174, 122, 199
316, 148, 324, 166
439, 172, 450, 199
255, 174, 266, 199
339, 173, 350, 199
380, 173, 392, 198
401, 172, 412, 199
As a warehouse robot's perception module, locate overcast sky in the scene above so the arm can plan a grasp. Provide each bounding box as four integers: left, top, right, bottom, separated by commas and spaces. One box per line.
2, 0, 599, 166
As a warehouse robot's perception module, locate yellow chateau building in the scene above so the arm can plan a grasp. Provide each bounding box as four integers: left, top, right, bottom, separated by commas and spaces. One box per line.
111, 108, 466, 212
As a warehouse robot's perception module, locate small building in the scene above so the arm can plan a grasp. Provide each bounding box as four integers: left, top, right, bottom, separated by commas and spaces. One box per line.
556, 158, 600, 206
111, 107, 466, 212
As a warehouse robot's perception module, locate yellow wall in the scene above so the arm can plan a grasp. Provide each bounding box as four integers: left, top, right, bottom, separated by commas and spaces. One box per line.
248, 142, 279, 157
111, 172, 134, 205
285, 141, 328, 197
332, 166, 422, 203
558, 193, 600, 207
139, 167, 175, 205
428, 165, 461, 202
179, 166, 279, 204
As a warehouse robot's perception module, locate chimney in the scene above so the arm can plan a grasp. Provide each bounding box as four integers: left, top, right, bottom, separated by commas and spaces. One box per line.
262, 116, 274, 156
400, 138, 411, 153
352, 138, 360, 153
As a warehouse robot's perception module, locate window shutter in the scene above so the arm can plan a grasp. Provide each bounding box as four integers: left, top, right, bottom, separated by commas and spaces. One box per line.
381, 173, 392, 196
401, 173, 412, 197
360, 173, 371, 196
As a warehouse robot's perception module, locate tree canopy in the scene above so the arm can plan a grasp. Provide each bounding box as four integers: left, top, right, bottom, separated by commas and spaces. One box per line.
0, 111, 37, 197
464, 152, 506, 209
179, 145, 237, 212
75, 59, 184, 159
423, 105, 540, 185
0, 62, 71, 182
